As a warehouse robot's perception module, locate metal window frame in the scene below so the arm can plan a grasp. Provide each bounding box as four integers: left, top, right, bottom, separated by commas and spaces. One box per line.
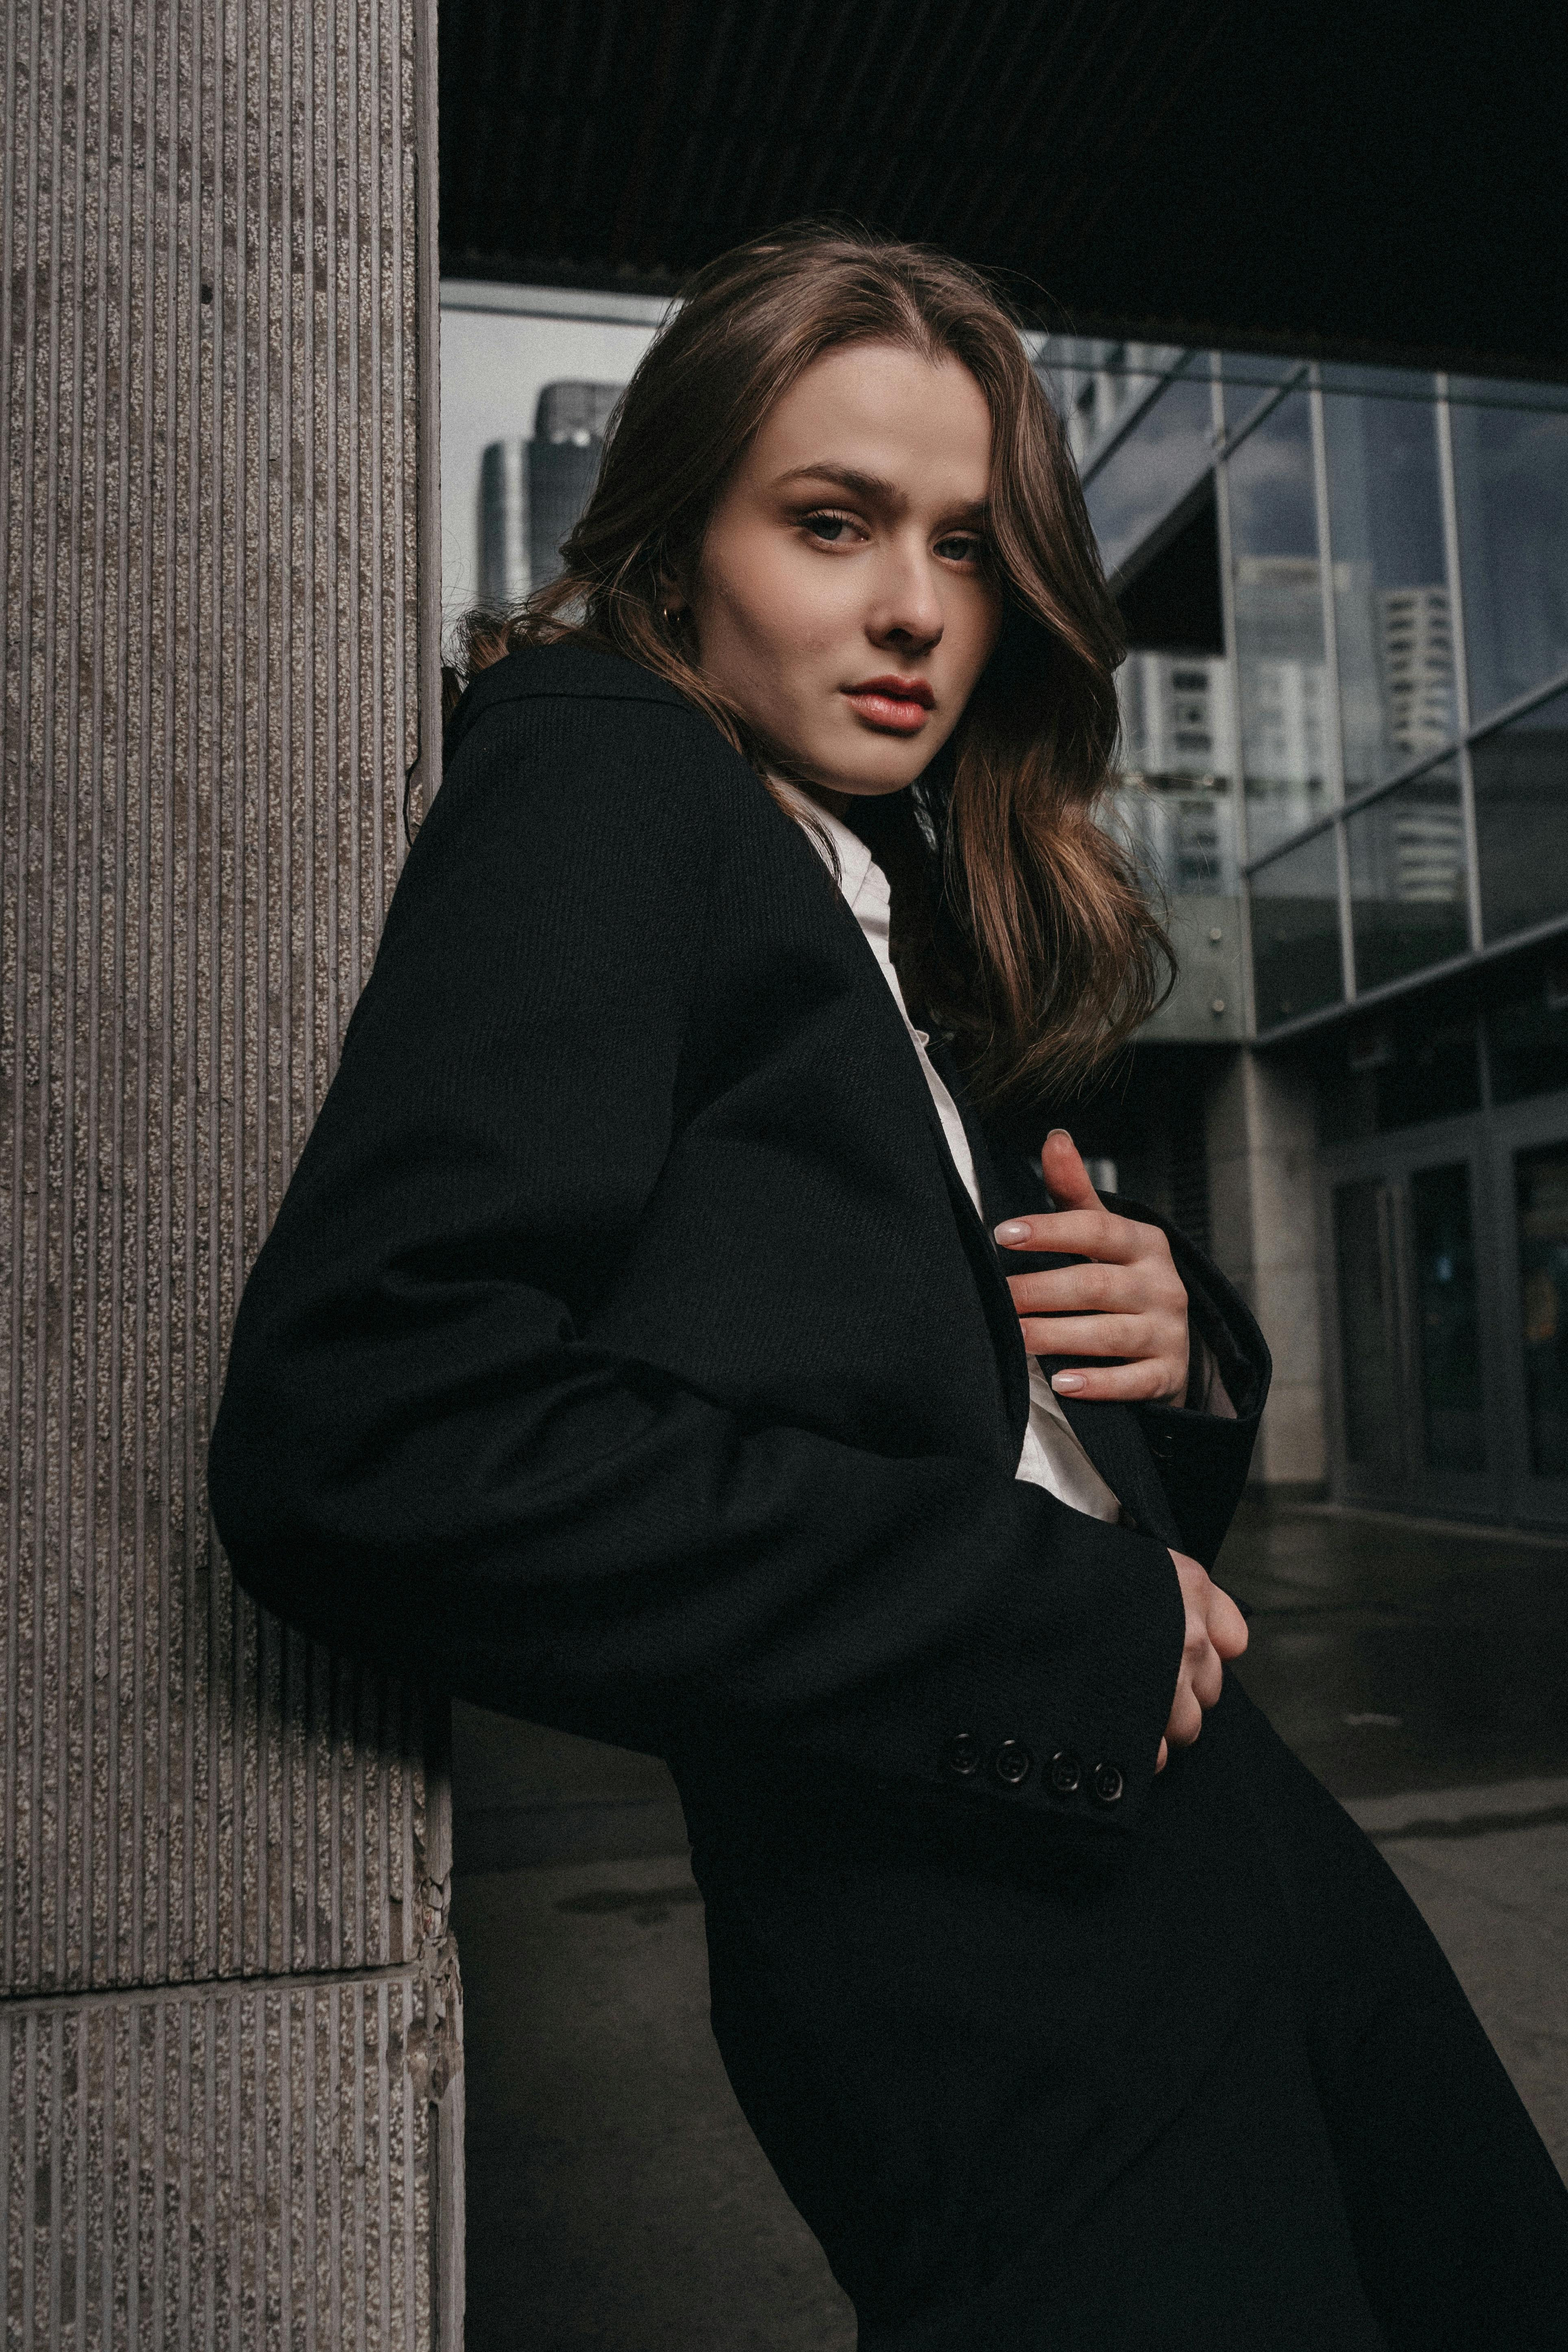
1309, 365, 1356, 1000
1210, 355, 1259, 1033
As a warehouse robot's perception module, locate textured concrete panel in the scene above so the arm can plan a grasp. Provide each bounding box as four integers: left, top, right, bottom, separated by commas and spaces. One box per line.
0, 0, 438, 1989
1, 1971, 449, 2348
0, 0, 455, 2339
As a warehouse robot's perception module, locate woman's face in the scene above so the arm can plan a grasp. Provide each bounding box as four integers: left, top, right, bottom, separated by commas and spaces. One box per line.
678, 339, 1004, 805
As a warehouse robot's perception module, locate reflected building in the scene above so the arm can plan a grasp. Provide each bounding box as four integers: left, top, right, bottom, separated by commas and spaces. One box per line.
1034, 335, 1568, 1530
478, 379, 625, 605
1380, 584, 1454, 763
479, 437, 529, 603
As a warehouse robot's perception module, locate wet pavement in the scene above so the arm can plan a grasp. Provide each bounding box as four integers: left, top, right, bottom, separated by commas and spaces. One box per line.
451, 1498, 1568, 2351
1223, 1495, 1568, 1798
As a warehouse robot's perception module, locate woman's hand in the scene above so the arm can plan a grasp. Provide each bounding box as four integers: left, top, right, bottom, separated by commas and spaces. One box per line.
993, 1130, 1190, 1405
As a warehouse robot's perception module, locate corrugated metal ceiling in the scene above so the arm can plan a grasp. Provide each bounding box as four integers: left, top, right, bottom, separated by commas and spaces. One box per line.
439, 0, 1568, 376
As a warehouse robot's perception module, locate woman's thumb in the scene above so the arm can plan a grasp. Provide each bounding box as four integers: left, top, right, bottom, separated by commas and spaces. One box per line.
1040, 1127, 1100, 1209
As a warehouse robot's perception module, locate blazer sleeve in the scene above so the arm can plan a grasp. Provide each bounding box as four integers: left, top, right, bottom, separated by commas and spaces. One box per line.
1118, 1201, 1272, 1572
208, 688, 1186, 1827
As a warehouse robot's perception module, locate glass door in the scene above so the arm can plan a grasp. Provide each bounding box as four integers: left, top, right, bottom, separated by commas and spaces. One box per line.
1325, 1124, 1503, 1517
1491, 1096, 1568, 1528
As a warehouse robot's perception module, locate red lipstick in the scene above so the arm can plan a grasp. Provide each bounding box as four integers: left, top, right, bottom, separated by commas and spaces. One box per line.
842, 675, 935, 735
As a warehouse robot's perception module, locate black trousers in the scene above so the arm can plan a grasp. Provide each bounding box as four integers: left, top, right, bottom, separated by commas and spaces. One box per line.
679, 1681, 1568, 2350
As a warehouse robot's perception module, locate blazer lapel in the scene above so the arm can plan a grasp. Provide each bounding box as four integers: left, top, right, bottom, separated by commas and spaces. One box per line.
895, 1033, 1033, 1446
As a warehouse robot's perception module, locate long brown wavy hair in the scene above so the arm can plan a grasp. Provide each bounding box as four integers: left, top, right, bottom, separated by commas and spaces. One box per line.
444, 222, 1172, 1108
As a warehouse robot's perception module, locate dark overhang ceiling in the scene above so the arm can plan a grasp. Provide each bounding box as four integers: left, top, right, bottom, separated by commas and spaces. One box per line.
439, 0, 1568, 379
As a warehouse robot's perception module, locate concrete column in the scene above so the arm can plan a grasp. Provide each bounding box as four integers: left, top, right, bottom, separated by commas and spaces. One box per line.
1206, 1050, 1328, 1489
0, 0, 458, 2342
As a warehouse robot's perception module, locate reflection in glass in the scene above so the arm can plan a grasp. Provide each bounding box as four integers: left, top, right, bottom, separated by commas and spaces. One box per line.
1346, 761, 1468, 992
1227, 394, 1330, 857
1515, 1143, 1568, 1478
1323, 389, 1454, 791
1471, 686, 1568, 943
1450, 389, 1568, 722
1113, 776, 1239, 897
1334, 1179, 1402, 1475
1113, 651, 1239, 895
1083, 372, 1214, 578
1034, 336, 1187, 473
1409, 1162, 1486, 1472
1249, 826, 1343, 1029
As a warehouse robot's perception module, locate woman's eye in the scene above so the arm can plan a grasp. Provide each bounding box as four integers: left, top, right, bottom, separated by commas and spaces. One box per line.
935, 533, 984, 564
801, 510, 856, 544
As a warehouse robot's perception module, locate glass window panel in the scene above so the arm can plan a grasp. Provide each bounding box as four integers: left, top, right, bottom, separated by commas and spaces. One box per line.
1471, 686, 1568, 942
1324, 392, 1455, 791
1083, 372, 1214, 578
1249, 825, 1343, 1028
1319, 364, 1437, 403
1485, 967, 1568, 1106
1409, 1162, 1486, 1472
1227, 393, 1331, 857
1316, 1011, 1481, 1143
1514, 1142, 1568, 1479
1219, 355, 1302, 434
1346, 760, 1468, 992
1449, 391, 1568, 723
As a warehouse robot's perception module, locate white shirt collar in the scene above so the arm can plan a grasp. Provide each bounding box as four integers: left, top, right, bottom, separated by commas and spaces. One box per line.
769, 778, 880, 916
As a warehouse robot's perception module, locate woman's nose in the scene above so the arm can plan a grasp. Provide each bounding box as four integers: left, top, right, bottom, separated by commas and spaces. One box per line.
867, 552, 944, 651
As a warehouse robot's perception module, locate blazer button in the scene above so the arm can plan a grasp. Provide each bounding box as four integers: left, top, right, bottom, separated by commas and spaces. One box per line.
946, 1731, 983, 1777
1091, 1762, 1125, 1805
1048, 1750, 1082, 1798
993, 1739, 1034, 1787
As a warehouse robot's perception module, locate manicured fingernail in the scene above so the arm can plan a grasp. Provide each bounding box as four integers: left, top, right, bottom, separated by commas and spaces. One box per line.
1051, 1372, 1085, 1392
1047, 1128, 1073, 1144
993, 1219, 1030, 1244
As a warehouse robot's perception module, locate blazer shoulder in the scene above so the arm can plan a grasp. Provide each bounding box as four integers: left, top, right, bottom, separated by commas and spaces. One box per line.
442, 639, 712, 769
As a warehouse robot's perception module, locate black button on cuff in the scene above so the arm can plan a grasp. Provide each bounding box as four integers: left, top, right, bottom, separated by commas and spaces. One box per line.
993, 1739, 1033, 1787
1091, 1762, 1125, 1806
946, 1731, 983, 1777
1047, 1750, 1082, 1798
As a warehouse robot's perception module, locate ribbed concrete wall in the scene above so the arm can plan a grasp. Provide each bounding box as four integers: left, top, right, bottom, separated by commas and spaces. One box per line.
0, 0, 457, 2340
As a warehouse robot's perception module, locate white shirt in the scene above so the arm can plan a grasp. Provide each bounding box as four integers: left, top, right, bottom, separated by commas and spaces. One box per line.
776, 783, 1121, 1523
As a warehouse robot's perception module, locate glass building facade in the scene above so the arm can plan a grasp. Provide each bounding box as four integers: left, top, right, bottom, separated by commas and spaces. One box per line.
1037, 338, 1568, 1043
1038, 335, 1568, 1531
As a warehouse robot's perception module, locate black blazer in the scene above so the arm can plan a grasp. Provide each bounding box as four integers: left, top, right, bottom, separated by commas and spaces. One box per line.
208, 643, 1268, 1833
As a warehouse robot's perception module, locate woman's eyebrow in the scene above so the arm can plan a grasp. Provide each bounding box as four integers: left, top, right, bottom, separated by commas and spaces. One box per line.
773, 462, 902, 505
773, 463, 989, 524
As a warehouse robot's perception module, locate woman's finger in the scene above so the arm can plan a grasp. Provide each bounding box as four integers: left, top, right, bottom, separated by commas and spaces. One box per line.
1015, 1311, 1157, 1360
1005, 1262, 1152, 1315
993, 1207, 1143, 1263
1036, 1357, 1184, 1403
1039, 1128, 1103, 1213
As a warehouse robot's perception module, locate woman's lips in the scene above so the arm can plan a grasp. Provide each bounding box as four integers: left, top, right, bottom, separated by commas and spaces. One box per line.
842, 677, 934, 736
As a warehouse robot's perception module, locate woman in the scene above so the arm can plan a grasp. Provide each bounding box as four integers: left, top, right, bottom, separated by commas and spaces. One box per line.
209, 225, 1568, 2348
